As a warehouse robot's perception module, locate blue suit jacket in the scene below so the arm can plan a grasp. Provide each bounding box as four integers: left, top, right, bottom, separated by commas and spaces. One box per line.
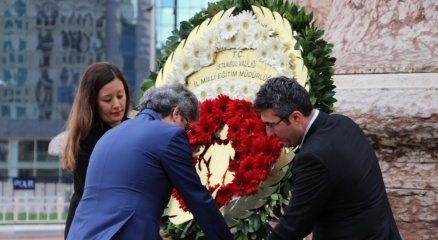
67, 109, 232, 240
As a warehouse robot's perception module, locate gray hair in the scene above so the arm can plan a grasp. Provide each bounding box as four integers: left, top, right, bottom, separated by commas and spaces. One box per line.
138, 84, 199, 121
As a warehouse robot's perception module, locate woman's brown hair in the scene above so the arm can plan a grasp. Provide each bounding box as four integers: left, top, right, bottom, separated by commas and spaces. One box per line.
62, 62, 130, 171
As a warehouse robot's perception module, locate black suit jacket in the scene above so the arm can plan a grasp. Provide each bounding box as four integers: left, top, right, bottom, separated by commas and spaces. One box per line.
64, 119, 112, 239
268, 112, 401, 240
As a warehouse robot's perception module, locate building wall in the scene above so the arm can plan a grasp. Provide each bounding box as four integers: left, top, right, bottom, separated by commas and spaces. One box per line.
291, 0, 437, 239
0, 0, 138, 179
0, 0, 107, 122
155, 0, 210, 50
0, 0, 213, 179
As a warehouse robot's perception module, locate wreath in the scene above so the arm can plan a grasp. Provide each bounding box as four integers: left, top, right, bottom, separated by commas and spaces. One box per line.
143, 0, 336, 239
172, 95, 283, 209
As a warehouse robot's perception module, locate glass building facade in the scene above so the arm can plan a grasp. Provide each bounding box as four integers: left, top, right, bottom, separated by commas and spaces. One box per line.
0, 0, 138, 181
0, 0, 211, 181
156, 0, 210, 49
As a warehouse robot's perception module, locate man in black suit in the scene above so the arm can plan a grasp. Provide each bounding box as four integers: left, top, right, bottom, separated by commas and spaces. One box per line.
254, 76, 401, 240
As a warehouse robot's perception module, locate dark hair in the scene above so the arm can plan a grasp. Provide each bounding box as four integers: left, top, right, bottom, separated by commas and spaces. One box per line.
139, 84, 199, 121
254, 76, 313, 119
63, 62, 130, 171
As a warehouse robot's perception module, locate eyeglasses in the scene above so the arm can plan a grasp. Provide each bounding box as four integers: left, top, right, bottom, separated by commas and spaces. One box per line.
264, 117, 286, 129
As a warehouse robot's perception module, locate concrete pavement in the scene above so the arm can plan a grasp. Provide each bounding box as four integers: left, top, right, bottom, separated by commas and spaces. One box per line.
0, 224, 63, 240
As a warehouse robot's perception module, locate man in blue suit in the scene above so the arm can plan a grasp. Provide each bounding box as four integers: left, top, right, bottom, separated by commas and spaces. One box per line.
254, 77, 401, 240
67, 84, 232, 240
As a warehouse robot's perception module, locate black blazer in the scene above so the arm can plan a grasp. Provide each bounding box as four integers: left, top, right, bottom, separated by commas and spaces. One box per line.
64, 118, 125, 239
268, 112, 401, 240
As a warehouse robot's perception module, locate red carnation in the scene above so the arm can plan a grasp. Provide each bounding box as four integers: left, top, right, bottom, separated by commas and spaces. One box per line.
182, 96, 283, 208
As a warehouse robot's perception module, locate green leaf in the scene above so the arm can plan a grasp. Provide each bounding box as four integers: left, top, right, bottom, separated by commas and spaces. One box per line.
270, 194, 279, 201
260, 211, 267, 222
307, 52, 314, 62
140, 78, 155, 92
252, 215, 261, 231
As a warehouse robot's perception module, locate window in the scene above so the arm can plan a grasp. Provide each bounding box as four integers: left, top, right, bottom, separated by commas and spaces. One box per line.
36, 169, 59, 182
160, 11, 174, 25
0, 140, 7, 162
61, 169, 73, 183
37, 140, 58, 162
18, 140, 33, 162
155, 0, 213, 55
160, 0, 175, 8
18, 168, 33, 177
1, 105, 10, 117
0, 169, 7, 179
0, 168, 9, 181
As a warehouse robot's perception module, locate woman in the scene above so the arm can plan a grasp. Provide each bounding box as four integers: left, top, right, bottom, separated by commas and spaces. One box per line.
63, 62, 130, 238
